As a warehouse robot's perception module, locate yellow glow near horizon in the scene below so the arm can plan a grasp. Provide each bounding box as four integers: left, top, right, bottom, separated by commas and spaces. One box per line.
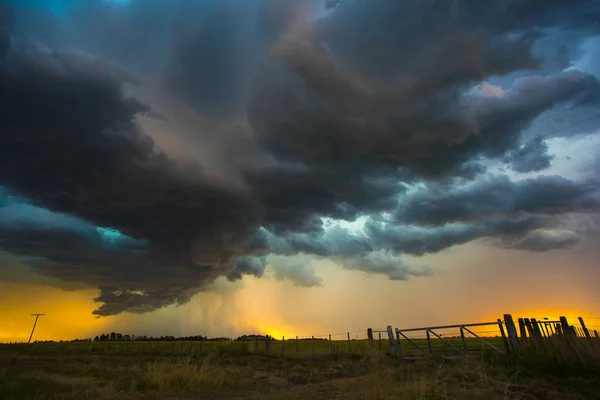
2, 241, 600, 342
0, 281, 106, 342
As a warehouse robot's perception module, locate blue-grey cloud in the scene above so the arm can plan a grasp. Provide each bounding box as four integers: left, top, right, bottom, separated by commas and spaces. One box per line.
503, 138, 554, 173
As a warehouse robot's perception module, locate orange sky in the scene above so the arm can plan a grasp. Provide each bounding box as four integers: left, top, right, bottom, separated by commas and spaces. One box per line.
1, 240, 599, 343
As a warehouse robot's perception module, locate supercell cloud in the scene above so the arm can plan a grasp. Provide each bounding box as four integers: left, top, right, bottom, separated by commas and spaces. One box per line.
1, 0, 600, 316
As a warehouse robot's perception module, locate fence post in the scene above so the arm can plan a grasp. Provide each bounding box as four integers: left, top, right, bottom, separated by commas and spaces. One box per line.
265, 336, 270, 353
312, 336, 315, 357
578, 317, 592, 340
386, 326, 395, 357
459, 325, 468, 355
296, 336, 299, 357
282, 336, 285, 356
517, 318, 528, 344
524, 319, 535, 338
347, 332, 351, 353
530, 319, 545, 347
367, 328, 374, 352
395, 330, 402, 359
255, 336, 258, 353
498, 319, 510, 353
530, 319, 541, 339
378, 332, 382, 352
559, 316, 573, 338
425, 329, 432, 354
503, 314, 519, 351
329, 334, 332, 354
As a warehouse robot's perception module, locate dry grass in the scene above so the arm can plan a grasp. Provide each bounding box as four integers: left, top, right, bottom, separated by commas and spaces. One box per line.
1, 339, 600, 400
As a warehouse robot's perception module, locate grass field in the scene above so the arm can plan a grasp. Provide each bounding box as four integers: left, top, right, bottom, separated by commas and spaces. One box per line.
2, 338, 600, 400
0, 335, 508, 358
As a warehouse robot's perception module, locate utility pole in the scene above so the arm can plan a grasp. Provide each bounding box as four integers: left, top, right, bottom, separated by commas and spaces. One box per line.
28, 313, 45, 344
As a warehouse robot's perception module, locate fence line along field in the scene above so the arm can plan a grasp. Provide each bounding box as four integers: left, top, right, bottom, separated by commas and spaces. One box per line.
2, 313, 600, 400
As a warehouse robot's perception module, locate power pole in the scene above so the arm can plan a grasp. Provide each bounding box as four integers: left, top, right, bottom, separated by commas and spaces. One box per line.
28, 313, 45, 344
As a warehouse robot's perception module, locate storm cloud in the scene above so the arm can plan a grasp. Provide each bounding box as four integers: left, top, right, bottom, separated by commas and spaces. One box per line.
1, 0, 600, 315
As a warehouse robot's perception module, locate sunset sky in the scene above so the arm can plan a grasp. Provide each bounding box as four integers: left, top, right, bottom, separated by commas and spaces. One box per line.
1, 0, 600, 342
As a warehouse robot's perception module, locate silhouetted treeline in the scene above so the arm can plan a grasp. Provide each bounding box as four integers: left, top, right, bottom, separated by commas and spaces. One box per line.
235, 334, 274, 341
234, 335, 328, 341
91, 332, 238, 342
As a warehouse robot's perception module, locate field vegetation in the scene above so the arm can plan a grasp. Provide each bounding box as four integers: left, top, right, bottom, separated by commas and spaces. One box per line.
1, 337, 600, 399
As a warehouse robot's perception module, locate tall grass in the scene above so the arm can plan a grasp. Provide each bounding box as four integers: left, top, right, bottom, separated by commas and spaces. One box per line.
136, 357, 241, 391
2, 339, 600, 399
515, 337, 600, 376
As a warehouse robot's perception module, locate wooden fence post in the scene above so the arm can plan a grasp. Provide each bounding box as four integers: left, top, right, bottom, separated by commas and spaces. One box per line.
530, 319, 545, 347
329, 334, 332, 354
559, 316, 575, 339
425, 328, 432, 354
518, 318, 528, 344
578, 317, 592, 340
523, 319, 533, 336
266, 336, 271, 353
367, 328, 374, 352
459, 325, 468, 355
347, 332, 351, 353
503, 314, 519, 352
530, 319, 542, 338
282, 336, 285, 356
296, 336, 299, 357
378, 332, 382, 352
311, 336, 315, 357
524, 319, 539, 346
254, 336, 258, 353
498, 319, 510, 353
386, 326, 395, 357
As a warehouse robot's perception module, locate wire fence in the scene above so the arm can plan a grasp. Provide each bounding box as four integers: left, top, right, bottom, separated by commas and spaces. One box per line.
3, 315, 599, 359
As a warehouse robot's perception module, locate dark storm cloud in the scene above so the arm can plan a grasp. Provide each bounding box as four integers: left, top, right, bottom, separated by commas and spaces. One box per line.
363, 216, 548, 257
245, 166, 403, 234
503, 138, 554, 173
0, 38, 262, 315
2, 0, 600, 312
227, 256, 268, 282
249, 58, 600, 178
393, 175, 600, 227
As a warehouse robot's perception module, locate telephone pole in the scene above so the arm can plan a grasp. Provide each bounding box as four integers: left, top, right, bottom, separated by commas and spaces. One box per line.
28, 313, 45, 344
